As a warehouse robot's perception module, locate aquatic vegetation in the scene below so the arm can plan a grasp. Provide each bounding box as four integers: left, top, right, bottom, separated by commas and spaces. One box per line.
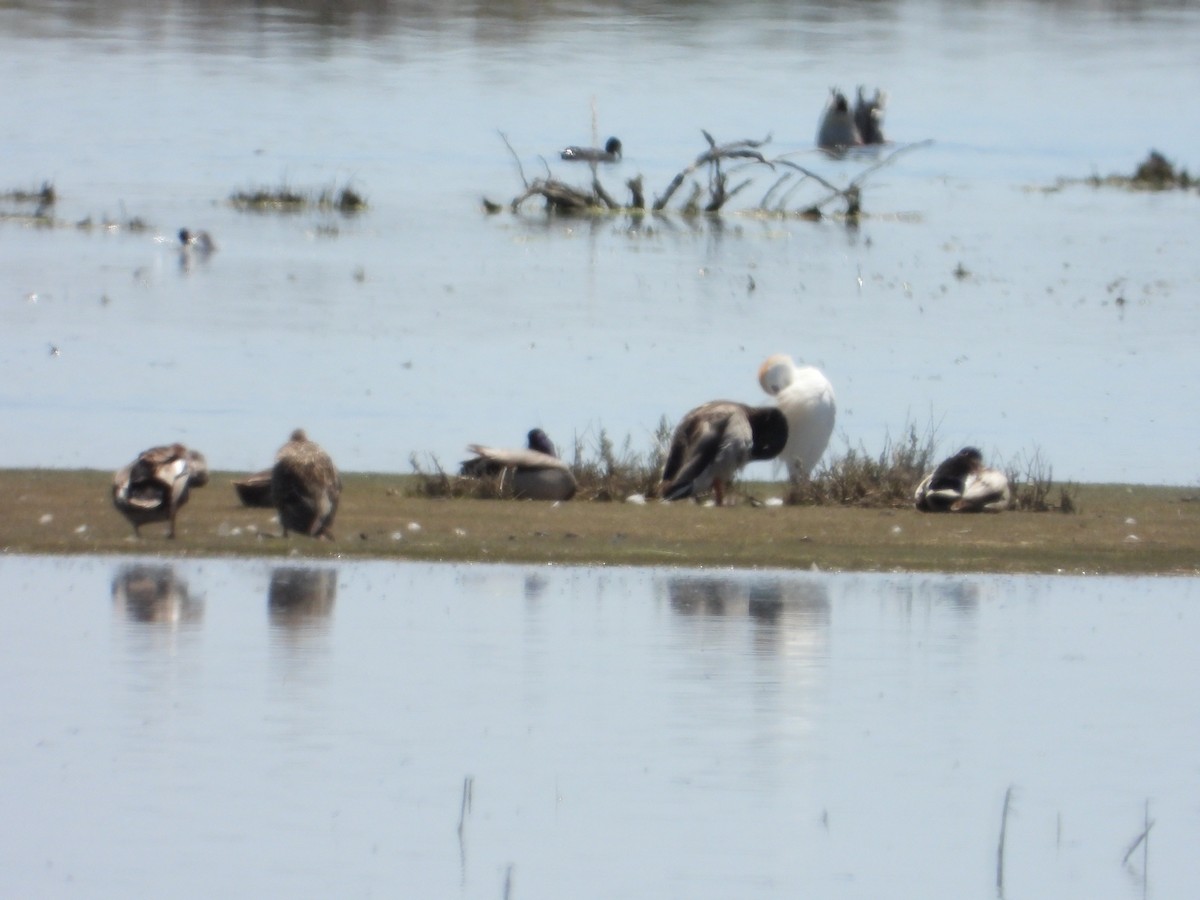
1048, 150, 1196, 194
786, 425, 937, 508
229, 181, 368, 213
1, 181, 56, 206
490, 130, 929, 221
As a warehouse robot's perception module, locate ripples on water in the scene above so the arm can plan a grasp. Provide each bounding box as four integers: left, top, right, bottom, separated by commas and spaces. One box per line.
2, 555, 1199, 898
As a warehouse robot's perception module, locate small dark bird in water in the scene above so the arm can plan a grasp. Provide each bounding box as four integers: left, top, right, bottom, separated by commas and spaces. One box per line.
112, 443, 209, 538
854, 86, 887, 145
178, 228, 216, 254
660, 401, 788, 506
914, 447, 1011, 512
461, 428, 577, 501
271, 428, 342, 539
817, 89, 862, 150
560, 136, 623, 163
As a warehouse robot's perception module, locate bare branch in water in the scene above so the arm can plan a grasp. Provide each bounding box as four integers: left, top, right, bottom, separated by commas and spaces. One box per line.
497, 131, 528, 189
626, 175, 645, 210
653, 132, 773, 211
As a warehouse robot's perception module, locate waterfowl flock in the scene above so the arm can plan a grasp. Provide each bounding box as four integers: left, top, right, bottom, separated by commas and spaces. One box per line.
111, 348, 1011, 540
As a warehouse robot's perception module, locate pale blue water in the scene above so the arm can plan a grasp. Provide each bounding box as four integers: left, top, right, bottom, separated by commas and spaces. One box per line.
1, 555, 1197, 898
1, 0, 1198, 484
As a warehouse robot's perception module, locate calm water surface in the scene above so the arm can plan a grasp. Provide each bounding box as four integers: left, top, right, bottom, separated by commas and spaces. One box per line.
0, 555, 1198, 898
1, 0, 1199, 483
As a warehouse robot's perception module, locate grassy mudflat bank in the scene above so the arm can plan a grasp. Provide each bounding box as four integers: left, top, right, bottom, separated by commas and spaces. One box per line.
2, 469, 1198, 574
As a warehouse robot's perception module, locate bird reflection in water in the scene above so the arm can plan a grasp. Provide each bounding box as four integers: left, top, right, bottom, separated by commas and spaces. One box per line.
268, 567, 337, 630
664, 575, 830, 655
111, 564, 202, 625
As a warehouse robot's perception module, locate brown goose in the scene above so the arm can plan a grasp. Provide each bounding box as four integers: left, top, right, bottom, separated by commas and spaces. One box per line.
660, 401, 788, 506
112, 443, 209, 538
271, 429, 342, 539
461, 428, 577, 501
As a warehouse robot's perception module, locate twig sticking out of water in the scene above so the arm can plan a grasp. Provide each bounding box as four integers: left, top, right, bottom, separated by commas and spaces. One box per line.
773, 139, 933, 218
1121, 799, 1153, 899
502, 863, 514, 900
653, 131, 772, 211
996, 785, 1013, 898
458, 774, 474, 837
498, 131, 529, 189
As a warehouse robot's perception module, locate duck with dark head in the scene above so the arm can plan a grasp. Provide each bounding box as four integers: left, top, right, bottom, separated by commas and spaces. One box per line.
560, 136, 623, 163
660, 401, 788, 506
914, 447, 1011, 512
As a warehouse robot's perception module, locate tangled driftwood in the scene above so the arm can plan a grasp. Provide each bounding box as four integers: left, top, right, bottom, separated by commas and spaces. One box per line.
489, 131, 931, 220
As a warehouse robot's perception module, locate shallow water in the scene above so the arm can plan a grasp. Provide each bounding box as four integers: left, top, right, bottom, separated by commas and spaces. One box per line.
2, 0, 1199, 484
1, 555, 1198, 898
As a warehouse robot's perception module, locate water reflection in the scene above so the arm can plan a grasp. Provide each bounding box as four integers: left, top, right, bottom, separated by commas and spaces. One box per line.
268, 566, 337, 631
111, 563, 201, 625
664, 573, 830, 659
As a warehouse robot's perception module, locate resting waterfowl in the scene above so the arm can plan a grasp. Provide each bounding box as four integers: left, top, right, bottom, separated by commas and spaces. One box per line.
112, 443, 209, 538
758, 354, 837, 480
854, 86, 887, 145
914, 447, 1011, 512
560, 136, 623, 163
660, 401, 788, 506
461, 428, 577, 501
271, 428, 342, 539
817, 89, 862, 150
233, 469, 274, 508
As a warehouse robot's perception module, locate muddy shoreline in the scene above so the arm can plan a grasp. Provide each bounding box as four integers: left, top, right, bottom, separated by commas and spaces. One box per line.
3, 469, 1198, 575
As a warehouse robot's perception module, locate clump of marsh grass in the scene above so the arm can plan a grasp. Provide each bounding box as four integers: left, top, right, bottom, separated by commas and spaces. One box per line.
230, 181, 367, 213
1046, 149, 1196, 194
1, 181, 56, 206
570, 420, 671, 501
1004, 448, 1077, 512
786, 425, 936, 508
1, 181, 57, 225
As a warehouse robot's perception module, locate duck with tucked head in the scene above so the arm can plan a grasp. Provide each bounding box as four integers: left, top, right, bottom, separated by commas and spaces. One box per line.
914, 447, 1011, 512
660, 401, 788, 506
817, 89, 862, 151
461, 428, 577, 501
271, 428, 342, 539
758, 354, 836, 481
560, 136, 623, 163
112, 443, 209, 538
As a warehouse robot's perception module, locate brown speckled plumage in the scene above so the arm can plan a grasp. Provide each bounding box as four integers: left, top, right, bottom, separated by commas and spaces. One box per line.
271, 429, 342, 539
